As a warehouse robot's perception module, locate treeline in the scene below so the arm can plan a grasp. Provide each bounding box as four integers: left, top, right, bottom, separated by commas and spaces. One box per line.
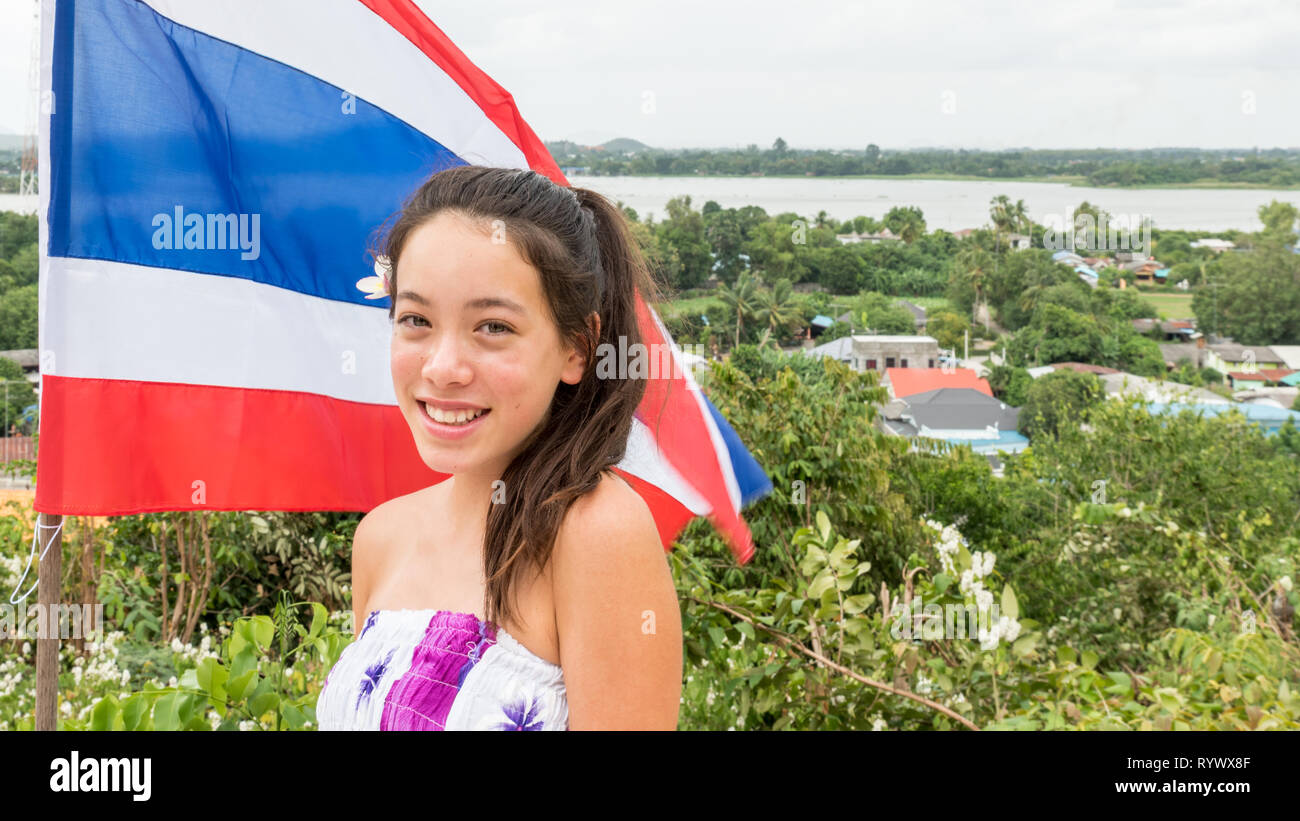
551, 139, 1300, 187
0, 211, 37, 350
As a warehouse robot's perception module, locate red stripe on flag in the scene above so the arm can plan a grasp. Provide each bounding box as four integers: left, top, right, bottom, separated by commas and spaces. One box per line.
357, 0, 567, 186
610, 467, 697, 552
33, 376, 704, 553
33, 375, 447, 515
634, 301, 756, 564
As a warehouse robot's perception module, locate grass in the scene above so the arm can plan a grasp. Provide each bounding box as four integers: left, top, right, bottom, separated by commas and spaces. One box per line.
1139, 291, 1195, 319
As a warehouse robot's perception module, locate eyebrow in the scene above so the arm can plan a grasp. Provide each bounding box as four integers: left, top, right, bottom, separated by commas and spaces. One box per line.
394, 290, 526, 314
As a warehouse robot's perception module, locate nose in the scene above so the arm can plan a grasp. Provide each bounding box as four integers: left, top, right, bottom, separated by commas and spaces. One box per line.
420, 330, 474, 388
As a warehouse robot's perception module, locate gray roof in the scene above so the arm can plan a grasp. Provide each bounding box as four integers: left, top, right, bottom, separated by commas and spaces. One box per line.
896, 300, 927, 322
902, 388, 1019, 431
802, 335, 853, 361
0, 349, 39, 369
1208, 343, 1283, 363
1159, 343, 1202, 365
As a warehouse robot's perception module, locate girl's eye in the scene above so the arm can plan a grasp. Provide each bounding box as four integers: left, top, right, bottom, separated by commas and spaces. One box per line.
480, 321, 513, 336
397, 315, 427, 328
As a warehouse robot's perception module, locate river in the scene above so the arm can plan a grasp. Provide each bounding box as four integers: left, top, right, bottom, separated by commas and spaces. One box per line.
6, 175, 1298, 232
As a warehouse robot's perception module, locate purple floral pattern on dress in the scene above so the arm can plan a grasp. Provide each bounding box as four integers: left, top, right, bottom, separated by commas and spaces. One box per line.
356, 647, 395, 711
359, 610, 379, 639
498, 695, 545, 730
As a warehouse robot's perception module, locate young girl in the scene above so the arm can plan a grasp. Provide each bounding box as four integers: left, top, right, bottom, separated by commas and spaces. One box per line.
315, 166, 682, 730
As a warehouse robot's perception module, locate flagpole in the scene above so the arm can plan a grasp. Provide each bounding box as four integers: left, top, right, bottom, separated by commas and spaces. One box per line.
35, 512, 63, 730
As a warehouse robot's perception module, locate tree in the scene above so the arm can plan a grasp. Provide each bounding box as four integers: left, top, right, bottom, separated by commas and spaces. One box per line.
865, 144, 880, 164
752, 278, 801, 348
987, 364, 1033, 406
0, 355, 36, 437
926, 310, 969, 354
772, 137, 788, 155
850, 291, 915, 335
1018, 369, 1103, 439
883, 206, 926, 244
716, 272, 761, 349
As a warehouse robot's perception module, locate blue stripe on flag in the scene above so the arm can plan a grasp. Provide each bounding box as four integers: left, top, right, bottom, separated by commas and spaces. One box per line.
701, 391, 773, 507
49, 0, 463, 306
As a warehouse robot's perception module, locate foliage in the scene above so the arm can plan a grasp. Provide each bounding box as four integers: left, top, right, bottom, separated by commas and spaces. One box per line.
1017, 369, 1104, 439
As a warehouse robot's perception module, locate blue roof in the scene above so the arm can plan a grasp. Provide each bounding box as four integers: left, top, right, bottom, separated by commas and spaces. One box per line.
811, 314, 834, 327
1154, 268, 1170, 278
923, 430, 1030, 452
1137, 401, 1300, 435
1052, 249, 1081, 260
1074, 265, 1098, 277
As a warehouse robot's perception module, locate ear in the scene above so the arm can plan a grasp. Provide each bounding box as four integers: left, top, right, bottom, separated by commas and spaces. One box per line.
560, 311, 600, 385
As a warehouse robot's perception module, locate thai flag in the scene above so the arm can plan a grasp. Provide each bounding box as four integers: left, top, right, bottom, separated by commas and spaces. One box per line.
34, 0, 771, 562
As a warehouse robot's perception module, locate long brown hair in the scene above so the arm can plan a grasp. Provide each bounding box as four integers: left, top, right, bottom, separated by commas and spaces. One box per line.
375, 165, 666, 628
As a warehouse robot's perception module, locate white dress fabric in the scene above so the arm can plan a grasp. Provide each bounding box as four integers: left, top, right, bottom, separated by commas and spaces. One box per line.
315, 608, 569, 731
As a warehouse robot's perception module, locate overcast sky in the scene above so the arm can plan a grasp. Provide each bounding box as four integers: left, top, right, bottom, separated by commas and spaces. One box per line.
2, 0, 1297, 150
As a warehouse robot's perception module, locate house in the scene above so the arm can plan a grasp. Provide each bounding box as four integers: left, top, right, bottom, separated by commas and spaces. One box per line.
835, 228, 901, 245
1052, 250, 1085, 267
1120, 259, 1164, 286
1267, 345, 1300, 371
0, 349, 40, 388
1137, 401, 1300, 436
1082, 257, 1112, 270
1049, 362, 1120, 376
1204, 343, 1286, 375
1159, 341, 1207, 370
1226, 368, 1297, 390
1190, 238, 1236, 252
1006, 233, 1032, 250
1099, 371, 1231, 404
803, 334, 940, 373
881, 387, 1029, 457
806, 314, 835, 339
884, 367, 993, 400
896, 300, 928, 331
1132, 319, 1197, 341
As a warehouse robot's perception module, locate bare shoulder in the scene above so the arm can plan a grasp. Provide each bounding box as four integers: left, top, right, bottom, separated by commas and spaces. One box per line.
555, 470, 660, 563
551, 470, 681, 730
349, 482, 444, 633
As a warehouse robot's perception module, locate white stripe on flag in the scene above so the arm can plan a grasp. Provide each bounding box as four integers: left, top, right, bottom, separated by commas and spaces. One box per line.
620, 419, 711, 516
43, 257, 396, 404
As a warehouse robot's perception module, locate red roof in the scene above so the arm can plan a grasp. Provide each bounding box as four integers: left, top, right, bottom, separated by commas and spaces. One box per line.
885, 368, 993, 399
1228, 368, 1295, 382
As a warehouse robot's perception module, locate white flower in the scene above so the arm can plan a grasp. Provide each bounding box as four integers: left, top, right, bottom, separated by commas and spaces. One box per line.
1281, 576, 1294, 593
871, 717, 887, 731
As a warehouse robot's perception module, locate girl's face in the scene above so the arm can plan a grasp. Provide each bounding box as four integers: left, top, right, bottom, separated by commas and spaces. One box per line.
390, 210, 589, 477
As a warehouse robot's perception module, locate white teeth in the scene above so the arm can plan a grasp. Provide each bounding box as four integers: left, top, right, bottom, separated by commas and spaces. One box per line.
423, 403, 486, 425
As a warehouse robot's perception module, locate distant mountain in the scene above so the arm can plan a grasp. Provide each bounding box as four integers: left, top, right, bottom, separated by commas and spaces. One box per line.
547, 137, 653, 157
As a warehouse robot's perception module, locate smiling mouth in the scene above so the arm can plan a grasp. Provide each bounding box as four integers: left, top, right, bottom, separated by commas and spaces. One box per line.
420, 402, 490, 426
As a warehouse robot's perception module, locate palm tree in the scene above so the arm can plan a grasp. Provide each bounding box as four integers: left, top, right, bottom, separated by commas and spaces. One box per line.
1010, 199, 1030, 245
716, 271, 760, 349
989, 194, 1013, 253
752, 277, 800, 349
956, 245, 994, 329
